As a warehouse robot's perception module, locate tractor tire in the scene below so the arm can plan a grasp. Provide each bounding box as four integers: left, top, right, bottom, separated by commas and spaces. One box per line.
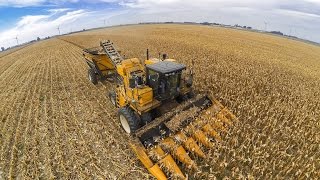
88, 68, 98, 85
118, 106, 140, 134
108, 91, 117, 107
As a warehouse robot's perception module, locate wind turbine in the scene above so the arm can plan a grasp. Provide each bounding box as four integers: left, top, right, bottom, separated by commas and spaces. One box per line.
14, 36, 19, 45
57, 26, 61, 35
289, 27, 292, 36
264, 21, 268, 31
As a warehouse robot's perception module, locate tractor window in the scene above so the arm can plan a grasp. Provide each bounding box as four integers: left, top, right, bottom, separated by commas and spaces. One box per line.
148, 69, 158, 76
136, 76, 144, 85
131, 70, 145, 88
165, 72, 179, 97
167, 73, 178, 88
147, 69, 160, 96
148, 70, 159, 83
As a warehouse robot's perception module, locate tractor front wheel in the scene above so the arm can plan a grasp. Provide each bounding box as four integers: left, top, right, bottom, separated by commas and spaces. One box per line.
118, 107, 140, 134
88, 68, 98, 85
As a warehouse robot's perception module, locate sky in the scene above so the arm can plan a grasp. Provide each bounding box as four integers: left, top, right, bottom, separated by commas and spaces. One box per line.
0, 0, 320, 48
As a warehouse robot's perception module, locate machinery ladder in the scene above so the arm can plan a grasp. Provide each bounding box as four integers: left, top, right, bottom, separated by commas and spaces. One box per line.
100, 40, 124, 66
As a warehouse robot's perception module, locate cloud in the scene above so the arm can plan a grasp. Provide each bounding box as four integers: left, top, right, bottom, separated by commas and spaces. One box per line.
53, 9, 88, 25
17, 15, 50, 27
277, 9, 320, 19
47, 8, 72, 13
119, 0, 320, 14
0, 0, 79, 7
113, 0, 320, 41
0, 7, 132, 47
0, 0, 45, 7
304, 0, 320, 4
96, 0, 123, 2
0, 9, 89, 47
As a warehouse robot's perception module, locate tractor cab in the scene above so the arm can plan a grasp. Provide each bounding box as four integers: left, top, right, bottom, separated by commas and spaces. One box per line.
146, 61, 186, 100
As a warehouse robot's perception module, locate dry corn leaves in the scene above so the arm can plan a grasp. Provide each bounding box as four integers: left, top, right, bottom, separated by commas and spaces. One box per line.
0, 24, 319, 179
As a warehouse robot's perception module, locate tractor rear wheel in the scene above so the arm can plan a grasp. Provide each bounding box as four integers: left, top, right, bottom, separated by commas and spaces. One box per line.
88, 68, 98, 85
118, 107, 140, 134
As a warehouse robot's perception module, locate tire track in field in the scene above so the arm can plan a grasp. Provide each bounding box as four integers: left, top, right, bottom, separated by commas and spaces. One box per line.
15, 48, 54, 179
6, 51, 45, 179
19, 54, 48, 178
57, 50, 106, 178
53, 41, 104, 178
0, 53, 37, 131
45, 44, 63, 178
0, 52, 40, 145
0, 51, 40, 116
46, 41, 90, 179
59, 43, 118, 176
0, 52, 43, 178
36, 48, 55, 179
42, 45, 81, 179
46, 45, 69, 179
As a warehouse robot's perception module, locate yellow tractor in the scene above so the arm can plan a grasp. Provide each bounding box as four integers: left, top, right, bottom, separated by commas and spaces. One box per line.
83, 40, 238, 179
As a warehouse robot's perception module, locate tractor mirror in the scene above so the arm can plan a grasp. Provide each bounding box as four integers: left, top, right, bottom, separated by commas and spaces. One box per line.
129, 78, 135, 89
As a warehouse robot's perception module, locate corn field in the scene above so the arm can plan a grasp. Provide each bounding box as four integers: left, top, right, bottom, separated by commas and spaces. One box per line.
0, 24, 319, 179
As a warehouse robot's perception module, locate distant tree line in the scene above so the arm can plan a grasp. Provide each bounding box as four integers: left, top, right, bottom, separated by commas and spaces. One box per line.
269, 31, 283, 36
1, 36, 50, 52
